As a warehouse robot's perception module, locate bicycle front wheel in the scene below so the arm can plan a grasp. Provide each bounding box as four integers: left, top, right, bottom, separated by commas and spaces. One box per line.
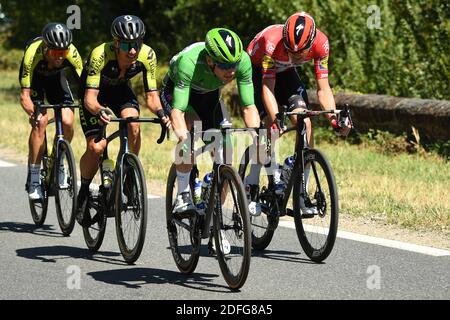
165, 164, 200, 274
292, 149, 338, 262
54, 140, 77, 236
82, 167, 107, 252
115, 153, 147, 264
214, 165, 251, 290
28, 154, 49, 227
238, 146, 277, 250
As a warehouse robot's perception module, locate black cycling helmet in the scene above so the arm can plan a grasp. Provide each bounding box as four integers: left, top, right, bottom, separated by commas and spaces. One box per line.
111, 15, 145, 41
42, 23, 72, 50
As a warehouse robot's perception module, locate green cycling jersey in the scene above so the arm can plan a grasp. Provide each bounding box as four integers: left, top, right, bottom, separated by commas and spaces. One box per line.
167, 42, 254, 112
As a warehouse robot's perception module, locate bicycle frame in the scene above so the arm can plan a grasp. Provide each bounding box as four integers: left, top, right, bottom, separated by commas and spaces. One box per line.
189, 125, 252, 240
34, 103, 79, 188
95, 117, 166, 216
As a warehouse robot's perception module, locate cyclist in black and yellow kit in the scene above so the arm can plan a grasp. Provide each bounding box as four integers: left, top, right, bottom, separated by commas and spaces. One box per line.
76, 15, 170, 226
19, 23, 82, 200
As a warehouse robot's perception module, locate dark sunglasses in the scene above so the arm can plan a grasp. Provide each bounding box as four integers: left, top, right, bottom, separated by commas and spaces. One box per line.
215, 61, 240, 70
47, 49, 69, 58
119, 41, 142, 52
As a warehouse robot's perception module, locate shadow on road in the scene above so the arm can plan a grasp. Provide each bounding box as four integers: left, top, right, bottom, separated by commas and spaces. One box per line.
0, 221, 63, 238
87, 267, 234, 293
252, 249, 321, 265
16, 245, 125, 265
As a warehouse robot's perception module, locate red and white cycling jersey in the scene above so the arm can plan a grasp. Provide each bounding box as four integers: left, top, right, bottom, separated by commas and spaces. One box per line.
247, 24, 330, 80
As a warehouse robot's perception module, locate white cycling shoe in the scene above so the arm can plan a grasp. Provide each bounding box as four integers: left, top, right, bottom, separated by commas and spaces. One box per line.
28, 183, 43, 201
211, 230, 231, 255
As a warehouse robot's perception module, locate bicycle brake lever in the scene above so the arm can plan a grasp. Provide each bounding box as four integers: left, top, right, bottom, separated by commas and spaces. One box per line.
157, 120, 167, 144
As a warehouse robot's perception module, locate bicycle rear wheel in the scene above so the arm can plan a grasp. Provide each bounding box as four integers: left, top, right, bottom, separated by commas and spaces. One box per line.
28, 150, 49, 227
293, 149, 338, 262
54, 140, 77, 236
82, 170, 107, 252
214, 165, 251, 290
238, 146, 277, 250
166, 164, 200, 274
115, 153, 147, 264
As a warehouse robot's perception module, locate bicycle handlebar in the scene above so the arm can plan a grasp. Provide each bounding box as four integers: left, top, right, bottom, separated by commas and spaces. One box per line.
94, 117, 167, 144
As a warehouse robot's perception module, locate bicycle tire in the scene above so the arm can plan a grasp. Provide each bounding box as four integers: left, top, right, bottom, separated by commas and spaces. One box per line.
54, 140, 77, 236
214, 165, 251, 290
238, 146, 276, 250
292, 149, 338, 262
115, 153, 147, 264
28, 150, 49, 227
165, 163, 200, 274
82, 171, 107, 252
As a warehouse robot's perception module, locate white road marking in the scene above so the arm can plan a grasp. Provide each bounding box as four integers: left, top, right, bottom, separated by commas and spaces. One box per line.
278, 220, 450, 257
0, 160, 16, 167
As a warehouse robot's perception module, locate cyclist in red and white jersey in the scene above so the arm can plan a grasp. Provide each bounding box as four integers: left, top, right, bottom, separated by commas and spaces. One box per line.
245, 12, 351, 215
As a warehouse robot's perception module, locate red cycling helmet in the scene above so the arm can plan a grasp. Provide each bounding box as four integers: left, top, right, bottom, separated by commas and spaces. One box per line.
283, 12, 316, 52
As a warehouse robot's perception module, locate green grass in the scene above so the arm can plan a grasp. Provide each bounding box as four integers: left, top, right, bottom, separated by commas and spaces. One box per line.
1, 69, 449, 234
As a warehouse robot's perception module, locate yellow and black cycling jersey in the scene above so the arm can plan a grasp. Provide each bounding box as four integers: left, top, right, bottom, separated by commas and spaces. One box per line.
19, 38, 83, 89
83, 42, 157, 92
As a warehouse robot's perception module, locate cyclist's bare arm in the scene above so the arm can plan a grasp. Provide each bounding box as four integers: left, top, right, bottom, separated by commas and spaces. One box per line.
262, 77, 279, 125
84, 88, 111, 124
145, 91, 171, 128
316, 78, 351, 136
20, 88, 34, 117
171, 108, 188, 142
242, 104, 260, 129
316, 78, 336, 120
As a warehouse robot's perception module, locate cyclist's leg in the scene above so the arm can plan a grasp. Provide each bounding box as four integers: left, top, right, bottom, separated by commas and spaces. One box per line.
161, 77, 197, 211
116, 85, 140, 155
45, 71, 76, 142
27, 77, 48, 198
277, 68, 313, 147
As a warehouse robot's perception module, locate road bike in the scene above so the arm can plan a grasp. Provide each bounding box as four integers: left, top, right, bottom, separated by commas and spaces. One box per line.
166, 121, 251, 289
239, 104, 353, 262
82, 116, 166, 264
26, 102, 79, 236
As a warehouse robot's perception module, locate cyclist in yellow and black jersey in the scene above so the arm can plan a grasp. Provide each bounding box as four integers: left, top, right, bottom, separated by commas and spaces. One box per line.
76, 15, 170, 227
19, 23, 82, 200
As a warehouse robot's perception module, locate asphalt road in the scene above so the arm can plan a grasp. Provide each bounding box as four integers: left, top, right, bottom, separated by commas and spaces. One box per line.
0, 159, 449, 300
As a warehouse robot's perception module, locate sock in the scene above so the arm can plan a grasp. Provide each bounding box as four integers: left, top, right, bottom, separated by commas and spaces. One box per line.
176, 170, 191, 195
245, 164, 262, 186
29, 164, 40, 185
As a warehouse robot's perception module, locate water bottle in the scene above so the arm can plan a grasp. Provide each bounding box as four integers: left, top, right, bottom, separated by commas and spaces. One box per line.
201, 172, 213, 205
281, 156, 294, 184
102, 158, 115, 188
193, 178, 205, 210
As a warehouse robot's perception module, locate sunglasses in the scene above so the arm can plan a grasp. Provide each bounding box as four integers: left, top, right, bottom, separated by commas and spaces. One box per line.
215, 61, 239, 70
47, 49, 69, 58
119, 41, 142, 52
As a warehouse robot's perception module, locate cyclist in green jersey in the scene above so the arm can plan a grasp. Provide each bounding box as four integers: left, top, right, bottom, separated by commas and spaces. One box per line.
160, 28, 260, 213
19, 23, 82, 200
76, 15, 170, 227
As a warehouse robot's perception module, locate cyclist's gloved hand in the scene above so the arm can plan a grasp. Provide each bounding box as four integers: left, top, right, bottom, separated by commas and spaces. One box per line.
157, 109, 172, 129
97, 107, 113, 125
330, 115, 351, 137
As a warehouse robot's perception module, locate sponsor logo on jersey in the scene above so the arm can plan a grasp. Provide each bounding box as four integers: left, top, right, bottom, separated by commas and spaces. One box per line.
318, 55, 328, 71
323, 41, 329, 54
88, 53, 105, 76
262, 55, 275, 70
266, 41, 275, 55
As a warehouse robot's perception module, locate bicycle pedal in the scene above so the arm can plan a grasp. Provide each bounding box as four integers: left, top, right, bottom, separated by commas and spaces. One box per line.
301, 213, 315, 219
